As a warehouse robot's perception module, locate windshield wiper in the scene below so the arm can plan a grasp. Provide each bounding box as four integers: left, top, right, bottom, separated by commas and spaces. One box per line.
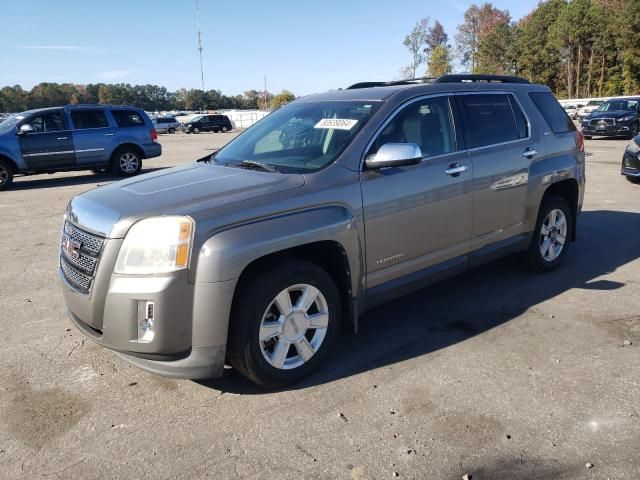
237, 160, 279, 173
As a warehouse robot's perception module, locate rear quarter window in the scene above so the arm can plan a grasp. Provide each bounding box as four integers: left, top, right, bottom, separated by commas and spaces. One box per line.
529, 92, 576, 134
458, 94, 521, 149
112, 110, 145, 127
70, 110, 109, 129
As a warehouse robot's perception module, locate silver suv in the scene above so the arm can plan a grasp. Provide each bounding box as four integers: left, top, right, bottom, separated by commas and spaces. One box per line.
60, 75, 585, 387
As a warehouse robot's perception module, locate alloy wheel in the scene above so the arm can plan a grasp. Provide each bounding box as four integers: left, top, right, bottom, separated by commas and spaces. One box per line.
119, 152, 139, 174
0, 165, 8, 186
258, 283, 329, 370
539, 208, 567, 262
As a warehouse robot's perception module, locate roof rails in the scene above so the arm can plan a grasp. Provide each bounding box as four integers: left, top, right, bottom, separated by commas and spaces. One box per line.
434, 74, 530, 84
347, 74, 530, 89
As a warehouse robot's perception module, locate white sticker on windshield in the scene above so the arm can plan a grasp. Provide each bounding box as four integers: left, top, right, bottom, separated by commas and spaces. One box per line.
314, 118, 358, 130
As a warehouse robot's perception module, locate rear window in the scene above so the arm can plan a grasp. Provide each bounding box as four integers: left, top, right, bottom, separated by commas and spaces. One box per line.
529, 92, 576, 134
70, 110, 109, 129
458, 94, 522, 149
112, 110, 145, 127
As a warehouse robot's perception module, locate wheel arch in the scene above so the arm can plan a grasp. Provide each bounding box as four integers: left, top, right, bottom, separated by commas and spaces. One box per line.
542, 178, 579, 241
0, 153, 18, 172
194, 207, 364, 333
111, 143, 144, 161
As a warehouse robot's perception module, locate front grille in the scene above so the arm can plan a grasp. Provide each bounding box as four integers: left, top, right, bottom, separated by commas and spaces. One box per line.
590, 118, 615, 126
60, 221, 105, 293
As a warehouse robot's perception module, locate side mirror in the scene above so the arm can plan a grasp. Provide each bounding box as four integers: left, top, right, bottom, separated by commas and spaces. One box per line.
365, 143, 422, 169
18, 124, 34, 135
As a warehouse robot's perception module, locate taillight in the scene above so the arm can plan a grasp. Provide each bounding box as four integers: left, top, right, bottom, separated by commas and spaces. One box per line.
575, 130, 584, 152
150, 128, 158, 142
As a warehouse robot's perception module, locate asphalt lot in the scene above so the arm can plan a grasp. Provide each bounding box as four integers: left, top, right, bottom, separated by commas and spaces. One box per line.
1, 131, 639, 479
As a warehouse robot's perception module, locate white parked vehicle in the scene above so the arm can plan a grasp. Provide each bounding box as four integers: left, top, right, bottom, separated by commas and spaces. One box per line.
578, 99, 606, 121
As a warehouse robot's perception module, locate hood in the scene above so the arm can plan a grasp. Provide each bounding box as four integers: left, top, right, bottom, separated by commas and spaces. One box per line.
67, 162, 305, 238
587, 110, 636, 120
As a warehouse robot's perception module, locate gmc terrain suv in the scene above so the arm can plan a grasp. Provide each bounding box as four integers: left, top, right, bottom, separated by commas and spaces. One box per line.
60, 75, 585, 387
0, 104, 160, 190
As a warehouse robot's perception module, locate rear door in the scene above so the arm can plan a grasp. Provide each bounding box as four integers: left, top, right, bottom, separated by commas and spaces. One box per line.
18, 110, 76, 170
69, 109, 117, 167
455, 93, 544, 253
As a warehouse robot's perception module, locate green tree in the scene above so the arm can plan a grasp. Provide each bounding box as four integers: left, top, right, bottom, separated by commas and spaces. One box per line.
269, 90, 296, 110
427, 45, 452, 77
475, 23, 517, 74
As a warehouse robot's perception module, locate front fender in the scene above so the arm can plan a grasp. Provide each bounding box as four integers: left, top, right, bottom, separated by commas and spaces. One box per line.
194, 206, 363, 295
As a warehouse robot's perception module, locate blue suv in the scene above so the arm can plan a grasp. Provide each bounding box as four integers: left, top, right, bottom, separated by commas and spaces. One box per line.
0, 104, 161, 190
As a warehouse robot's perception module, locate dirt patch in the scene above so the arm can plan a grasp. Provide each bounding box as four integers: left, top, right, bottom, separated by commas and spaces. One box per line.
3, 374, 90, 449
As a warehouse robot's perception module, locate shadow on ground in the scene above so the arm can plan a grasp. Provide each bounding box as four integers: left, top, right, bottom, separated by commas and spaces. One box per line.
12, 167, 168, 190
197, 210, 640, 394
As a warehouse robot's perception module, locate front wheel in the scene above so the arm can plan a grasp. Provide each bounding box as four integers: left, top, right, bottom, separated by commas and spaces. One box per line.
227, 259, 340, 388
113, 148, 142, 177
168, 127, 176, 134
526, 195, 573, 272
193, 127, 200, 134
221, 126, 228, 133
628, 123, 638, 140
0, 160, 14, 191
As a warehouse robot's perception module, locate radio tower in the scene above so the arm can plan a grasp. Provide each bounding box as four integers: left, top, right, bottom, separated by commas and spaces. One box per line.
196, 0, 205, 92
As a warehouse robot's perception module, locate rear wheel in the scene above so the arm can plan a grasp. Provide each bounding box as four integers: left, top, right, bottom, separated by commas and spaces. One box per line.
526, 195, 573, 272
168, 127, 176, 134
221, 126, 228, 133
113, 148, 142, 177
0, 160, 14, 191
227, 259, 340, 388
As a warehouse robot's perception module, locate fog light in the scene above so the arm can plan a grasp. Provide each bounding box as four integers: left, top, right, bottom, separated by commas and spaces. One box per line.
138, 301, 155, 343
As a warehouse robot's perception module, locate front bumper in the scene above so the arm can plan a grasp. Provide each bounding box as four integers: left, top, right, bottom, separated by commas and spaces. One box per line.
621, 149, 640, 177
582, 122, 633, 137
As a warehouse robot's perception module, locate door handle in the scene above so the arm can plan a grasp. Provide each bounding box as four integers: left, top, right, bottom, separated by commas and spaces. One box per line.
445, 164, 468, 176
522, 148, 538, 159
57, 136, 69, 140
105, 133, 115, 137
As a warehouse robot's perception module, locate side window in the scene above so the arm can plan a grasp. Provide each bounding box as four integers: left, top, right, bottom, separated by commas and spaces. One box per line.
370, 96, 456, 158
458, 94, 520, 149
70, 110, 109, 129
529, 92, 576, 133
26, 112, 66, 133
112, 110, 145, 127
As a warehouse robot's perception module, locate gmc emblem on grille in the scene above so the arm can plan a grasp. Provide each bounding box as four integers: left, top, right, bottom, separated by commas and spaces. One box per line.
62, 235, 82, 259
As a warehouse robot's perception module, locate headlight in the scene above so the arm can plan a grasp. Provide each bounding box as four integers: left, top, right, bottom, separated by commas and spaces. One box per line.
115, 216, 194, 274
619, 115, 636, 123
626, 142, 640, 154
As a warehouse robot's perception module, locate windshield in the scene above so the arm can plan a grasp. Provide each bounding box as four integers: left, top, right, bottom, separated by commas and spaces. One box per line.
596, 100, 638, 112
587, 101, 603, 107
213, 101, 381, 173
190, 115, 204, 122
0, 114, 24, 133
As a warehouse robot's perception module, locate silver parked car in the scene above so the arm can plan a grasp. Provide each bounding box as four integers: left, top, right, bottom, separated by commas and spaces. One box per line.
60, 74, 585, 387
152, 116, 180, 134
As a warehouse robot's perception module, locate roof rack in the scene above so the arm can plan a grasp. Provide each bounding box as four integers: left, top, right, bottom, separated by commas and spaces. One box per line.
434, 74, 530, 84
347, 74, 530, 90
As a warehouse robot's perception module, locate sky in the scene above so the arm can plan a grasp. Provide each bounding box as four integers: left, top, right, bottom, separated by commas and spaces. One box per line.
1, 0, 540, 96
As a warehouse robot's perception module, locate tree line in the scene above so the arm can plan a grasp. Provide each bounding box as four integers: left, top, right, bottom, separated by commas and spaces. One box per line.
0, 82, 296, 113
403, 0, 640, 99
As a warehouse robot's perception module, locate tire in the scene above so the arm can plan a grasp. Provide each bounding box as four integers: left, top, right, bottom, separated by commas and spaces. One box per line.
583, 135, 592, 140
526, 195, 573, 273
0, 159, 14, 191
227, 259, 341, 388
213, 129, 219, 133
626, 175, 640, 184
193, 127, 200, 134
168, 127, 176, 134
221, 126, 228, 133
112, 147, 142, 177
628, 123, 638, 140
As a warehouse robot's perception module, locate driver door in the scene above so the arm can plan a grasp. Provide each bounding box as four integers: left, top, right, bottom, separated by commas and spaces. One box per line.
18, 110, 76, 170
360, 95, 474, 298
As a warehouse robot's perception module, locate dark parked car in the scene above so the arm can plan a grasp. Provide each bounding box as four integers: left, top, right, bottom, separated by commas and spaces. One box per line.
621, 135, 640, 183
0, 104, 161, 190
184, 114, 232, 134
581, 97, 640, 139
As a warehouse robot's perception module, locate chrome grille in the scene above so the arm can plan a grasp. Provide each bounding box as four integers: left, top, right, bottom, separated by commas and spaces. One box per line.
60, 221, 105, 293
590, 118, 615, 126
63, 221, 103, 255
60, 257, 92, 292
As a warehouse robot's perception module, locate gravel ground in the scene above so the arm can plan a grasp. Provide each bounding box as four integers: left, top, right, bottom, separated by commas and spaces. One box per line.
0, 131, 639, 479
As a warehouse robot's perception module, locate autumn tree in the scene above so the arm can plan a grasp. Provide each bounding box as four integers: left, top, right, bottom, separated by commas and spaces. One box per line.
403, 18, 430, 78
456, 2, 510, 71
